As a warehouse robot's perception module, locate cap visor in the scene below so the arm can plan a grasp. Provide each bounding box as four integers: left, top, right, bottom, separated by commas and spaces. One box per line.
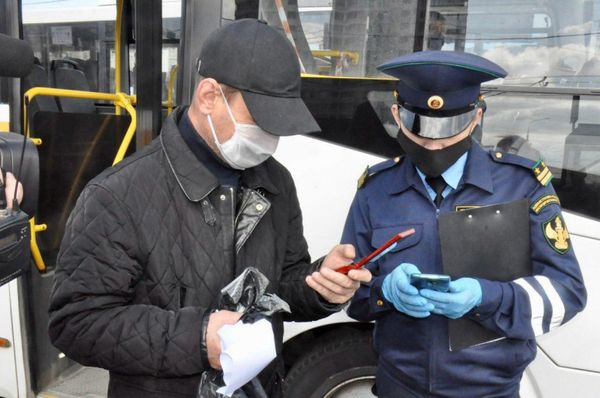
241, 91, 321, 136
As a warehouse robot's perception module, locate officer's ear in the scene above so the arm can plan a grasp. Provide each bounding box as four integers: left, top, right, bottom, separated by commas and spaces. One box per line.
474, 107, 484, 125
391, 103, 401, 126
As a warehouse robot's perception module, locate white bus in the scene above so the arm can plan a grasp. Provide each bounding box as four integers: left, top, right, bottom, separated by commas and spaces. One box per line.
1, 0, 600, 397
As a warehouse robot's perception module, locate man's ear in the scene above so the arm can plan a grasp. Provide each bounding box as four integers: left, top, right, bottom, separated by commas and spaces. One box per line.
194, 78, 220, 115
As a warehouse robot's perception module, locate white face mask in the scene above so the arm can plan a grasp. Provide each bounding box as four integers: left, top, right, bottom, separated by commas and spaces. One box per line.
206, 86, 279, 170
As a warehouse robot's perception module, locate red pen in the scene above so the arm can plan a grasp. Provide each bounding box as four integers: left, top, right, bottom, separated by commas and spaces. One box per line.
336, 228, 416, 274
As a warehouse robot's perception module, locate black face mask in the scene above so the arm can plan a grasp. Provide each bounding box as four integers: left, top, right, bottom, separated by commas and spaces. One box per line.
396, 126, 476, 178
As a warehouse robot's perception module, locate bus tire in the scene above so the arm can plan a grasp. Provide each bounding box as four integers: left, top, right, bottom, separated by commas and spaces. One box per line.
283, 329, 377, 398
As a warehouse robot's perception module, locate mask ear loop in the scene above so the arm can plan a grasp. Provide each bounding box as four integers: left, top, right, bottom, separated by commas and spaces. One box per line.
207, 84, 238, 148
216, 84, 238, 125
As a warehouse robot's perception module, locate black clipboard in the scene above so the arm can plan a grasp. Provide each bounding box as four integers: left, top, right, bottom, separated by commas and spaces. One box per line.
438, 199, 532, 351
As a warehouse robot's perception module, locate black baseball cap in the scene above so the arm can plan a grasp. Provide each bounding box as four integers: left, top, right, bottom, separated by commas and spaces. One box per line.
197, 19, 320, 136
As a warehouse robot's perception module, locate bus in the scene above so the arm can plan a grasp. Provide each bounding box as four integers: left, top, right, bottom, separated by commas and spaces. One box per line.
1, 0, 599, 397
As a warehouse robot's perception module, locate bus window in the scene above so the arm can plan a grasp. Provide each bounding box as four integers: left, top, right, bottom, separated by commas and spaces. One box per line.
479, 92, 600, 221
260, 0, 600, 220
23, 1, 116, 95
260, 0, 426, 77
22, 0, 181, 105
431, 0, 600, 89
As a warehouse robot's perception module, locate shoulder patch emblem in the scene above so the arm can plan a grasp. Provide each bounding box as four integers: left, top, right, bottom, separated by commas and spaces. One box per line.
357, 166, 369, 189
543, 214, 570, 254
532, 160, 553, 186
455, 205, 481, 212
531, 194, 560, 214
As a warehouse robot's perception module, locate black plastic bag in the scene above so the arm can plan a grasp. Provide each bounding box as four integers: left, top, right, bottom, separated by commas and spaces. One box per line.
197, 267, 290, 397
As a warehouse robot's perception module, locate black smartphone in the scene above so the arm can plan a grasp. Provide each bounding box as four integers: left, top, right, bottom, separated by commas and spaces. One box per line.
410, 273, 451, 292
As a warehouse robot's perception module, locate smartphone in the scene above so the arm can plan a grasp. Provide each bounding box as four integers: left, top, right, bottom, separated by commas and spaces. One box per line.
335, 228, 416, 274
410, 273, 451, 292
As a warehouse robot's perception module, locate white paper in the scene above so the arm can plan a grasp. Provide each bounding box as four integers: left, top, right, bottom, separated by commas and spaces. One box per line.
216, 318, 276, 397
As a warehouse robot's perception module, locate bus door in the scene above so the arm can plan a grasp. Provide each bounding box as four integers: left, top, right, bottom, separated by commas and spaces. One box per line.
0, 1, 181, 397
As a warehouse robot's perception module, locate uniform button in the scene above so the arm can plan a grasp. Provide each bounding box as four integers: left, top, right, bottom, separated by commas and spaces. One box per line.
376, 299, 384, 307
219, 194, 226, 201
256, 204, 264, 211
495, 152, 503, 159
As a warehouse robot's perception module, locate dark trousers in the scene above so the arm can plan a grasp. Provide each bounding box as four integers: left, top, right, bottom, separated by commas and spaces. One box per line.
375, 365, 520, 398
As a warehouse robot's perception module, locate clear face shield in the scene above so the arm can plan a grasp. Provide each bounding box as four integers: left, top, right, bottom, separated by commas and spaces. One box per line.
399, 106, 479, 139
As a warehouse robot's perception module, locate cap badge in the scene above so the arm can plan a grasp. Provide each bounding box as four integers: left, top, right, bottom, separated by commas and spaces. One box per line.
427, 95, 444, 110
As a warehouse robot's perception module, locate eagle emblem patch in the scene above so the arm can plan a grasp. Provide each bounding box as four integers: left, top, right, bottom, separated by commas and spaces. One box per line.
543, 214, 570, 254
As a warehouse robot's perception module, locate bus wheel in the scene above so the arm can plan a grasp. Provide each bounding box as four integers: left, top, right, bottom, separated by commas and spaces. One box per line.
283, 329, 377, 398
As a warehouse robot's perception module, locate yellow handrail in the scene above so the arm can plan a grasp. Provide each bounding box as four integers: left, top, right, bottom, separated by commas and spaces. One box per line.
115, 0, 124, 115
29, 219, 47, 272
166, 64, 178, 115
23, 87, 137, 272
23, 87, 136, 165
311, 50, 360, 65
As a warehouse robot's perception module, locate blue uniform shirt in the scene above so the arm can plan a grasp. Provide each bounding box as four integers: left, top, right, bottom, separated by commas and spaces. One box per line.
342, 141, 586, 397
417, 151, 468, 201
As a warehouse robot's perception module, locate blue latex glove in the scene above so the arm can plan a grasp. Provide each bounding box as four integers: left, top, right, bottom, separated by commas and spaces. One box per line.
419, 277, 482, 319
382, 263, 434, 318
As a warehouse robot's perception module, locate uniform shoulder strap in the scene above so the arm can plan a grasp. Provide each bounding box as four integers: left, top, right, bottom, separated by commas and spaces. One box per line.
357, 156, 402, 189
489, 150, 553, 186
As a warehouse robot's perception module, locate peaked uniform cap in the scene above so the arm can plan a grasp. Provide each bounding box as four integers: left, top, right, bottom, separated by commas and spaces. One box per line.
378, 50, 507, 115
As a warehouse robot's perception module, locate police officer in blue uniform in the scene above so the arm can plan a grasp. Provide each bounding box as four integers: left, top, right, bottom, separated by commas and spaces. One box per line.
342, 51, 587, 397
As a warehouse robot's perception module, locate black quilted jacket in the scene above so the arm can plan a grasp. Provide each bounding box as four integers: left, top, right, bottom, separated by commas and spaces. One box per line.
48, 108, 338, 397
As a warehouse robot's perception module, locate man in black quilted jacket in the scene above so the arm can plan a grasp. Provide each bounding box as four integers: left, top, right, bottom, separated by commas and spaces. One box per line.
48, 19, 371, 398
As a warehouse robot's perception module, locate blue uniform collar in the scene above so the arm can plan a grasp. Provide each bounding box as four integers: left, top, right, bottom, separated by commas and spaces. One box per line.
416, 152, 467, 190
388, 140, 494, 195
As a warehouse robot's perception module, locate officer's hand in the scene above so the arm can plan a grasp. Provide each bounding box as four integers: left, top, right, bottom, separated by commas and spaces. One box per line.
306, 244, 372, 304
1, 171, 23, 209
206, 310, 242, 369
382, 263, 434, 318
419, 277, 482, 319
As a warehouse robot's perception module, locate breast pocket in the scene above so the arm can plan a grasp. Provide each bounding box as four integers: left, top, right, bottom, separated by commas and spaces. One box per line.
370, 224, 423, 274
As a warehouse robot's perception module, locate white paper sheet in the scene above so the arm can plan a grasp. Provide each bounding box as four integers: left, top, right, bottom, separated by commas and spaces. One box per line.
216, 318, 276, 397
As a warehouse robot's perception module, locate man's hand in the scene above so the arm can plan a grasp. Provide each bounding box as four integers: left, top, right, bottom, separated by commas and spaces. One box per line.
1, 171, 23, 209
206, 310, 242, 369
419, 277, 482, 319
306, 244, 372, 304
382, 263, 434, 318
